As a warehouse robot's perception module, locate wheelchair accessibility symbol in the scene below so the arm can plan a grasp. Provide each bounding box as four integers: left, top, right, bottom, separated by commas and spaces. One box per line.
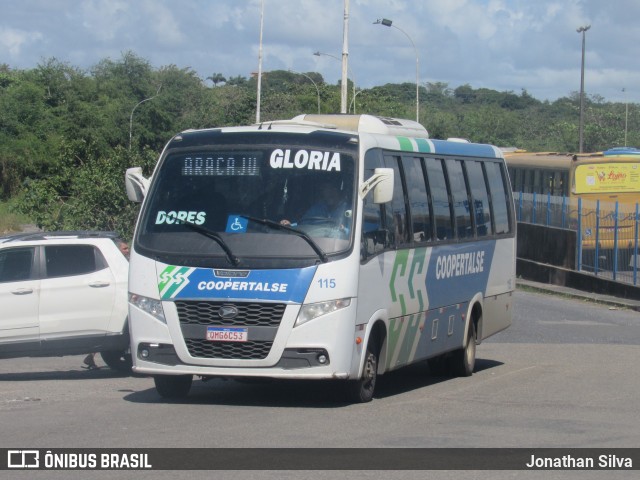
226, 215, 248, 233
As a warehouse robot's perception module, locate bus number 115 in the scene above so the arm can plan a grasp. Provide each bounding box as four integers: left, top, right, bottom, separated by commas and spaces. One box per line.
318, 278, 336, 289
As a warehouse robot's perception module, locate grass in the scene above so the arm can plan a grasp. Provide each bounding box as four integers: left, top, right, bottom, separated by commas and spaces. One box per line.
0, 200, 32, 234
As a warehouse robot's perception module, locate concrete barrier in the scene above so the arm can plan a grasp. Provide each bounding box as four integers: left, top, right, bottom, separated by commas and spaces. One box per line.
516, 222, 640, 302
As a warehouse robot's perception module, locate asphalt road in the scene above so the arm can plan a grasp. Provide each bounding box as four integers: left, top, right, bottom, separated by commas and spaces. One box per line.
1, 289, 638, 480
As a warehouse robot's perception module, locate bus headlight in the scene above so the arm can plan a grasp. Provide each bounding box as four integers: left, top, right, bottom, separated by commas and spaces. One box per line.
295, 298, 351, 327
129, 293, 166, 324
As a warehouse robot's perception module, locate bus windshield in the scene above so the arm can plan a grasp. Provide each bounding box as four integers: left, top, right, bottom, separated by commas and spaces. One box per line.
136, 138, 357, 268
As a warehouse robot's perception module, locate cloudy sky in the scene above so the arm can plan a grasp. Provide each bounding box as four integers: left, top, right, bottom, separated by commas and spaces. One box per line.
2, 0, 640, 103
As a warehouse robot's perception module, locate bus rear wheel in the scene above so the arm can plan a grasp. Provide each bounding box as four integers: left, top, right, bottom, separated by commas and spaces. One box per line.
154, 375, 193, 399
450, 322, 476, 377
345, 343, 378, 403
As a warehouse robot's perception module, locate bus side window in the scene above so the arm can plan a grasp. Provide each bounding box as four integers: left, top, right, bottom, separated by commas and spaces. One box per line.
401, 156, 432, 242
425, 158, 453, 241
533, 169, 543, 194
553, 171, 565, 196
465, 160, 493, 236
543, 170, 552, 195
445, 159, 473, 240
361, 149, 391, 258
514, 167, 523, 193
485, 161, 512, 234
507, 167, 515, 190
523, 168, 533, 193
384, 155, 410, 246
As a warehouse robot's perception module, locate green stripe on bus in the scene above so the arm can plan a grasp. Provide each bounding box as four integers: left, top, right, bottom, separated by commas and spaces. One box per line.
415, 138, 432, 153
397, 314, 422, 366
386, 318, 404, 369
158, 265, 178, 293
397, 136, 414, 151
390, 250, 409, 307
163, 266, 191, 298
408, 248, 427, 312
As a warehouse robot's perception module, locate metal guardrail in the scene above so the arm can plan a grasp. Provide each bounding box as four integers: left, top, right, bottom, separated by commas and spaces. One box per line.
514, 192, 640, 286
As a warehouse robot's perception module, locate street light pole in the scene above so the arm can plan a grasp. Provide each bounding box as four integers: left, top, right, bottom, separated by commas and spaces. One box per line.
349, 89, 362, 115
313, 51, 357, 113
129, 84, 162, 150
375, 18, 419, 122
256, 0, 265, 123
293, 71, 321, 114
577, 24, 591, 153
623, 87, 628, 147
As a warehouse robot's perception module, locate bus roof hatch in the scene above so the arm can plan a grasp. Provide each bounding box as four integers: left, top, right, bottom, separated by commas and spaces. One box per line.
291, 114, 429, 138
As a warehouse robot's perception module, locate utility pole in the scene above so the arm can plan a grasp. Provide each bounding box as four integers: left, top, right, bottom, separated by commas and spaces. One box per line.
577, 24, 591, 153
256, 0, 265, 123
623, 87, 628, 147
340, 0, 349, 114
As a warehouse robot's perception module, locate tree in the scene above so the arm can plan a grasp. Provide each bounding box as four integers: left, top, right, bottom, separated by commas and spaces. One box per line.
92, 51, 154, 99
226, 75, 248, 86
14, 141, 157, 239
207, 73, 226, 86
2, 53, 639, 234
0, 69, 59, 199
454, 84, 476, 104
210, 84, 255, 125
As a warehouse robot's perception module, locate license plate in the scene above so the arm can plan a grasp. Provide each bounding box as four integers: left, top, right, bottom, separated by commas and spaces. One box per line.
206, 326, 248, 342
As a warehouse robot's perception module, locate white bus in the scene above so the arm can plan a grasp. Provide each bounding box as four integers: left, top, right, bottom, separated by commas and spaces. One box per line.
125, 114, 515, 403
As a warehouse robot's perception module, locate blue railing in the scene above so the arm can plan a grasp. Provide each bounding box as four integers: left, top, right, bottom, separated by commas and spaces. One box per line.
515, 192, 640, 286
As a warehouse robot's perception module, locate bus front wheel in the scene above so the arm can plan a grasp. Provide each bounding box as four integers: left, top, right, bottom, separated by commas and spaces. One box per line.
154, 375, 193, 399
345, 343, 378, 403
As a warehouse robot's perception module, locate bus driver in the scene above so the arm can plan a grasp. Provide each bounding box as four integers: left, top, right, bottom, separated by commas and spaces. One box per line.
280, 180, 351, 232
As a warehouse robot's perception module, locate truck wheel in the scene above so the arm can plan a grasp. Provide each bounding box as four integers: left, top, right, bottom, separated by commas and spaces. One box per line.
345, 342, 378, 403
154, 375, 193, 399
100, 350, 132, 373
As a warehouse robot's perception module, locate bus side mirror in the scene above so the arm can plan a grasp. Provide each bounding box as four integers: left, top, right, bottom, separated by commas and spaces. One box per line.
359, 168, 394, 204
125, 167, 150, 203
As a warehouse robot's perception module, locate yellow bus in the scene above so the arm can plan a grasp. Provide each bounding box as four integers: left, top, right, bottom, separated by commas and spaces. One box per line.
505, 147, 640, 271
505, 148, 640, 203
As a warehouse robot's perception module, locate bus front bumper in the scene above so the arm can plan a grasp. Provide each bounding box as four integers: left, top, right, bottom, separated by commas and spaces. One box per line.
133, 341, 352, 380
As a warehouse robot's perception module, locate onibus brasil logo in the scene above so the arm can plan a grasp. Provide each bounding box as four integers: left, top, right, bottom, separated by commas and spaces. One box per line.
158, 266, 196, 299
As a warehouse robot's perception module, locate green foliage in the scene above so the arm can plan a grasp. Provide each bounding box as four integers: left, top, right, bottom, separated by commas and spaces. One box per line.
210, 84, 255, 125
207, 73, 226, 86
0, 199, 30, 234
13, 141, 156, 240
2, 53, 639, 235
226, 75, 249, 86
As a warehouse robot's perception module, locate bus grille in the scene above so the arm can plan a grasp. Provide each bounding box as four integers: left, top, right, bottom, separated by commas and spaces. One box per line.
175, 301, 286, 360
184, 339, 273, 360
175, 301, 286, 326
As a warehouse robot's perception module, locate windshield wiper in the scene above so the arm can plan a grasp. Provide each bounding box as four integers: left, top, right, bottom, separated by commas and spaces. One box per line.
241, 215, 329, 263
178, 220, 240, 267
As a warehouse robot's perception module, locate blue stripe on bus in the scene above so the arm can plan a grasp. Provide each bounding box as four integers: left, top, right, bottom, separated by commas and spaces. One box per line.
161, 266, 317, 302
424, 241, 497, 307
430, 140, 500, 158
604, 147, 640, 156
